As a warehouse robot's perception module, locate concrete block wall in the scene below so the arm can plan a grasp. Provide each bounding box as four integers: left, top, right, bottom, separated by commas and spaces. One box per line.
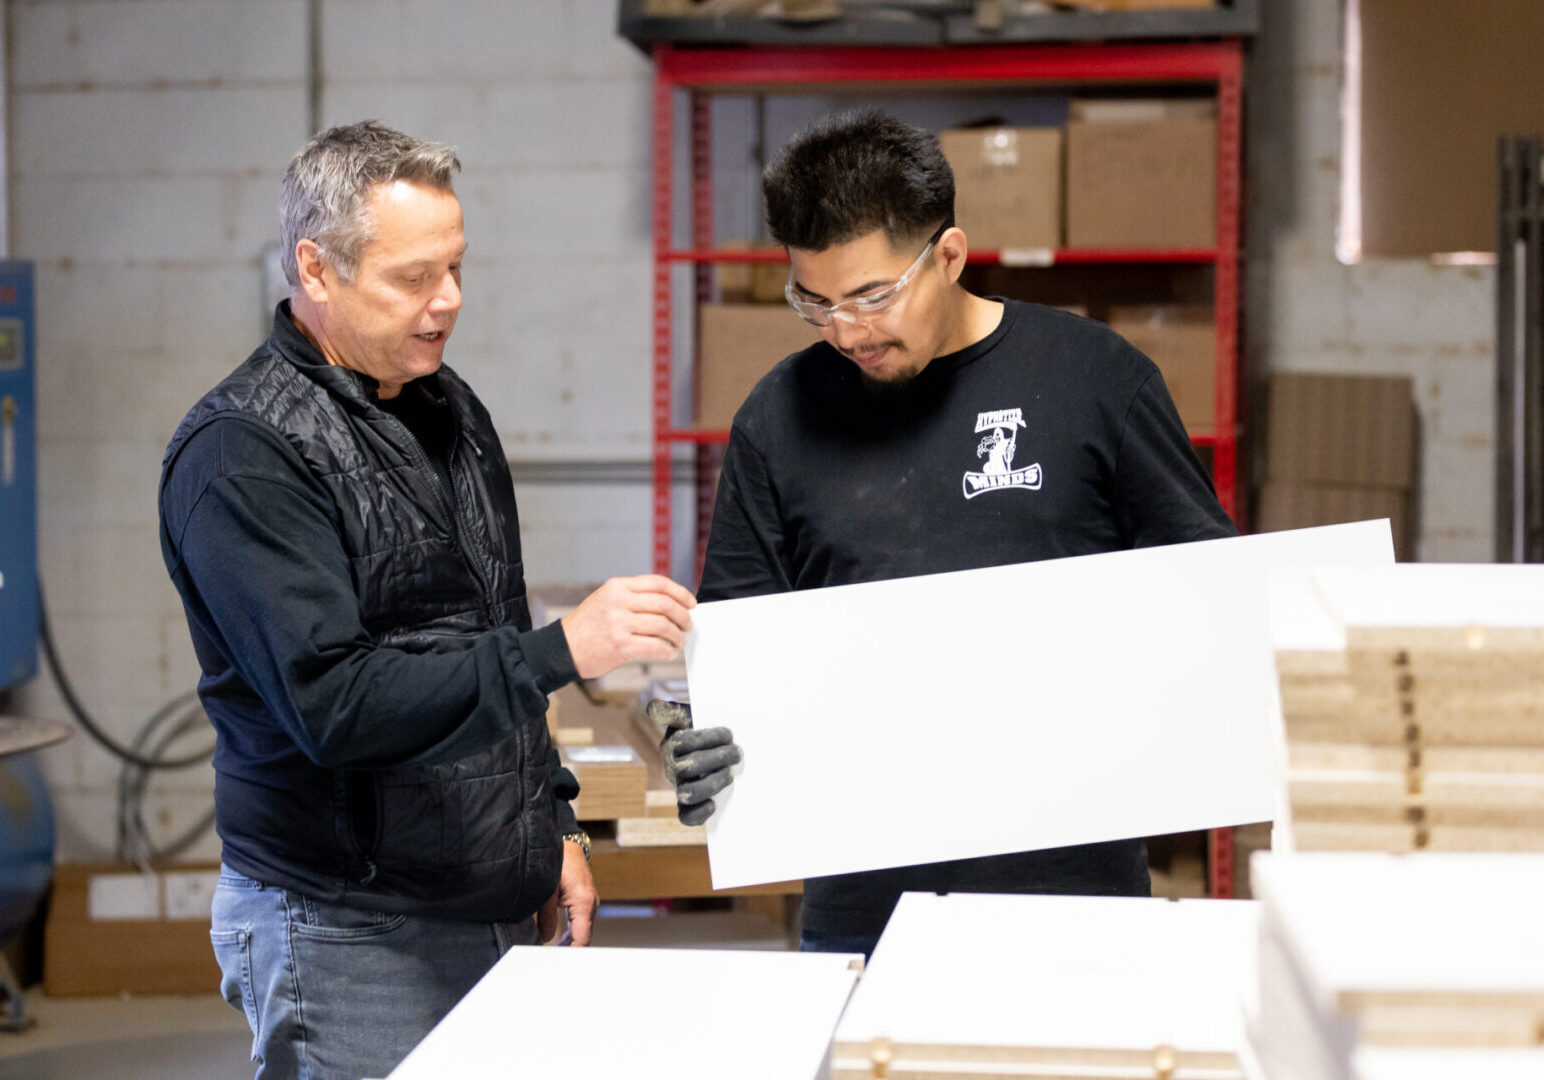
10, 0, 1498, 860
12, 0, 661, 861
1247, 0, 1494, 561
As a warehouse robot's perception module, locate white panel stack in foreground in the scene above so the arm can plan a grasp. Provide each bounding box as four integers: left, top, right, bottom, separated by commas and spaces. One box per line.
1246, 853, 1544, 1080
832, 892, 1259, 1079
387, 947, 861, 1080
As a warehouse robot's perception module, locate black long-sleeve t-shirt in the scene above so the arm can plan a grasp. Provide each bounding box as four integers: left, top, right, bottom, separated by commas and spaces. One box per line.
698, 298, 1237, 937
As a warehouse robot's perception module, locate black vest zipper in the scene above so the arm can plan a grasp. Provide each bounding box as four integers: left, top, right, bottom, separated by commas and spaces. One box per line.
382, 411, 497, 623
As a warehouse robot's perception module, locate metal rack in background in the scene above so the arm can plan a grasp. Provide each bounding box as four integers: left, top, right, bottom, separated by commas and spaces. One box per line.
1496, 137, 1544, 563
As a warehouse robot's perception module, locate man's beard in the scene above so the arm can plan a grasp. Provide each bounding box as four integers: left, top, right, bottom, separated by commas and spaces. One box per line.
856, 357, 926, 394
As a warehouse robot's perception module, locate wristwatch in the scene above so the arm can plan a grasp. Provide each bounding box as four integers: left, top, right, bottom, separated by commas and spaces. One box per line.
561, 830, 592, 862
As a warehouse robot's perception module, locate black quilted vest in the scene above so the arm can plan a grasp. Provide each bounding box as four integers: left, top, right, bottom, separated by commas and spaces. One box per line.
161, 309, 560, 921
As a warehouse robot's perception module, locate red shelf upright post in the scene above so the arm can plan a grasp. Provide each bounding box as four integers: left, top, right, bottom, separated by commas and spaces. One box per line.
1212, 41, 1243, 528
651, 53, 676, 578
689, 92, 722, 586
1207, 41, 1244, 901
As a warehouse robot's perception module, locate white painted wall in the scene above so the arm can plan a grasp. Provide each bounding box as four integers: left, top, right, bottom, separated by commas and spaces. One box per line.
10, 0, 1496, 860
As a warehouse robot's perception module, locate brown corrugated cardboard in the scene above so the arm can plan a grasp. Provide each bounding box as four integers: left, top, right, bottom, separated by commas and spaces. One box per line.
939, 127, 1062, 252
1107, 303, 1216, 433
1055, 0, 1212, 8
749, 259, 790, 304
1257, 481, 1413, 561
715, 240, 753, 303
1264, 372, 1415, 488
715, 241, 789, 304
44, 863, 222, 996
1357, 0, 1544, 256
698, 304, 819, 430
1066, 101, 1216, 249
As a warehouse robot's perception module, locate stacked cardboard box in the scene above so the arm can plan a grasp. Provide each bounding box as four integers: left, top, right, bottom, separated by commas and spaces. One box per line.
1056, 0, 1214, 8
939, 126, 1063, 254
1107, 303, 1216, 433
1258, 373, 1416, 560
44, 863, 222, 995
1066, 99, 1216, 250
697, 304, 819, 430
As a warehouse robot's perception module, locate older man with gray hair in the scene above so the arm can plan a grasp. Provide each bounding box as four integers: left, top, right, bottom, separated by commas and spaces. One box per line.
158, 120, 696, 1080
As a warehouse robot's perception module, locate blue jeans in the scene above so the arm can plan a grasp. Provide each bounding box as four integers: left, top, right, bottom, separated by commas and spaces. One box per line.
211, 864, 540, 1080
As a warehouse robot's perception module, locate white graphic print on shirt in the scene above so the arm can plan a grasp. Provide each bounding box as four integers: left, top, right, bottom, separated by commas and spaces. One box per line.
962, 407, 1042, 499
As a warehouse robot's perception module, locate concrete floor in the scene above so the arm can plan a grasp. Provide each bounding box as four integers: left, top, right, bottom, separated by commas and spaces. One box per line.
0, 991, 250, 1079
0, 904, 794, 1079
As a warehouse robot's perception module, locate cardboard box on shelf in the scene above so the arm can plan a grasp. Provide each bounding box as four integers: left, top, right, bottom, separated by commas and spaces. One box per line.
640, 0, 700, 15
1066, 99, 1216, 249
44, 863, 222, 996
1264, 372, 1415, 489
1106, 303, 1216, 433
1256, 481, 1413, 561
715, 240, 753, 303
939, 127, 1062, 253
1055, 0, 1214, 9
715, 242, 787, 304
698, 304, 819, 430
749, 259, 790, 304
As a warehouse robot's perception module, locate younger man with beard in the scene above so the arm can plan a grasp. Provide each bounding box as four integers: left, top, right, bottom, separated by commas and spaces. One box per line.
676, 108, 1236, 957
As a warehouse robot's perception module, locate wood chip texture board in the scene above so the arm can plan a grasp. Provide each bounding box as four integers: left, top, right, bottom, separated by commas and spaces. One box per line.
1271, 566, 1544, 854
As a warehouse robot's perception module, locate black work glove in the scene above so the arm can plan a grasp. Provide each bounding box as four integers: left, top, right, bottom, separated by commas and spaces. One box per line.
648, 699, 741, 827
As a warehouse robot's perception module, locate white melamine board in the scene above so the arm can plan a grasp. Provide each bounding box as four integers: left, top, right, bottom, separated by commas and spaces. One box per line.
690, 521, 1393, 889
1306, 563, 1544, 629
1250, 852, 1544, 998
388, 947, 860, 1080
834, 892, 1259, 1055
1269, 566, 1351, 653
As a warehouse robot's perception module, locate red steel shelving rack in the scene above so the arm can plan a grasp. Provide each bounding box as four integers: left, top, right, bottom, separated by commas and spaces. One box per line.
648, 39, 1245, 897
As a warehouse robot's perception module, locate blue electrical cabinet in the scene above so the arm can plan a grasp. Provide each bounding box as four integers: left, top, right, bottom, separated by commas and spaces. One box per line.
0, 262, 36, 692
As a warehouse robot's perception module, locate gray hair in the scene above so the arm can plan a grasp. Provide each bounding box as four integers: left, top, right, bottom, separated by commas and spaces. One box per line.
279, 120, 461, 287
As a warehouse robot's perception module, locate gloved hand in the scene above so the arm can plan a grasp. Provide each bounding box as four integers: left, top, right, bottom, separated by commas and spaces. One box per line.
647, 700, 741, 827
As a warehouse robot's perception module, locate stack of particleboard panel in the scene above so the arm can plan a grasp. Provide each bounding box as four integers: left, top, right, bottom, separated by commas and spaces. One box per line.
1246, 852, 1544, 1080
559, 742, 646, 821
546, 682, 604, 746
614, 677, 709, 848
548, 682, 706, 843
550, 685, 647, 821
831, 892, 1259, 1079
1271, 564, 1544, 854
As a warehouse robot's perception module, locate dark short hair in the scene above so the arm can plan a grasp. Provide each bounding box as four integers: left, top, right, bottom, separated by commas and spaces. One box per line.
762, 108, 954, 252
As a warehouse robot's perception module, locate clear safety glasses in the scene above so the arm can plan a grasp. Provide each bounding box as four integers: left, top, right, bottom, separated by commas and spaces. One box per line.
784, 221, 949, 327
